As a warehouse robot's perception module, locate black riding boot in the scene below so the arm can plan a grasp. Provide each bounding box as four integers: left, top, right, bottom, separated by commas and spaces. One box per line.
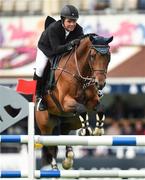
33, 73, 47, 111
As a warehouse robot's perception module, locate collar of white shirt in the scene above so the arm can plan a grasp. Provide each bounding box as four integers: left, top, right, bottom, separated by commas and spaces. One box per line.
65, 30, 70, 38
62, 24, 70, 38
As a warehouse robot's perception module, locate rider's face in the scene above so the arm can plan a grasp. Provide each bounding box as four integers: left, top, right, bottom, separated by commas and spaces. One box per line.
63, 18, 77, 32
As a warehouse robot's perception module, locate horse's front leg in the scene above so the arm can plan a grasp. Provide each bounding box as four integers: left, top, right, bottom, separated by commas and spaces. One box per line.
63, 96, 87, 114
78, 113, 93, 136
63, 96, 92, 135
93, 113, 105, 136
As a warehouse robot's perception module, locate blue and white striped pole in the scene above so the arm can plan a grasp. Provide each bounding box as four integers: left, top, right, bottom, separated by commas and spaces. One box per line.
36, 135, 145, 146
0, 135, 28, 143
1, 135, 145, 146
0, 171, 26, 178
1, 170, 145, 178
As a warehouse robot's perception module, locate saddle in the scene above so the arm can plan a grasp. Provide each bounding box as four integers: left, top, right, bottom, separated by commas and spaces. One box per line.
43, 55, 61, 93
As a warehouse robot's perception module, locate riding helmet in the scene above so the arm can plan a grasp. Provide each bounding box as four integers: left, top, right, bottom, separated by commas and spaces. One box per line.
60, 5, 79, 20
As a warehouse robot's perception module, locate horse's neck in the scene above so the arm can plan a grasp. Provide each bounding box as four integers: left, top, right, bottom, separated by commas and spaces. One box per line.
76, 38, 91, 76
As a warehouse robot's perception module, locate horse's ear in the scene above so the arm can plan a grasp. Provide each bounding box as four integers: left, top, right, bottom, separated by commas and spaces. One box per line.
89, 35, 94, 42
106, 36, 113, 44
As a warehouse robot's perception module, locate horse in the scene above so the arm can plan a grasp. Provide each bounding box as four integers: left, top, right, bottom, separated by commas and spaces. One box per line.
35, 33, 113, 170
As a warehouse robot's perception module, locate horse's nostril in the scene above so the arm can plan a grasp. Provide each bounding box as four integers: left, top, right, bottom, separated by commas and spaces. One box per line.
98, 82, 106, 90
95, 79, 106, 90
98, 85, 103, 90
95, 81, 99, 88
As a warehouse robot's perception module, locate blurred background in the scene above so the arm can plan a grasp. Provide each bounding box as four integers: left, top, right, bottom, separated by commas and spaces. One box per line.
0, 0, 145, 179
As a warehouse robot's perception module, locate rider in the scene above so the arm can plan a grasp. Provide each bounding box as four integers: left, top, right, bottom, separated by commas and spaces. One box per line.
34, 5, 84, 111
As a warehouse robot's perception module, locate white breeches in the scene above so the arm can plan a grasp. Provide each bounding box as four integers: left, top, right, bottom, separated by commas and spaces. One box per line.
35, 48, 48, 77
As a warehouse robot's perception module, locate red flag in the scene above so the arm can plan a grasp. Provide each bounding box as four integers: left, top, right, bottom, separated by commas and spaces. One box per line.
16, 79, 36, 102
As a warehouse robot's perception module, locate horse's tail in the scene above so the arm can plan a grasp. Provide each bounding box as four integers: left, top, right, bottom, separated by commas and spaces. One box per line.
44, 16, 56, 30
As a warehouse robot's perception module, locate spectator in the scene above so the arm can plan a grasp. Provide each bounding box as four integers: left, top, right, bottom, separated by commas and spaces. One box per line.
134, 120, 145, 135
109, 95, 127, 121
106, 120, 121, 135
121, 120, 134, 135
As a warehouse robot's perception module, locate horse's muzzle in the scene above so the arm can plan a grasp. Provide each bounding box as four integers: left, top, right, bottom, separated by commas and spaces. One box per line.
95, 80, 106, 90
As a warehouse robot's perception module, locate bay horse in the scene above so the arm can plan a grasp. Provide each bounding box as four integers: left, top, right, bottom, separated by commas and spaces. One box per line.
35, 33, 113, 170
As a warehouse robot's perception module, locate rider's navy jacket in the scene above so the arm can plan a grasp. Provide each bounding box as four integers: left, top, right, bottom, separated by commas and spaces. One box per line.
38, 20, 84, 57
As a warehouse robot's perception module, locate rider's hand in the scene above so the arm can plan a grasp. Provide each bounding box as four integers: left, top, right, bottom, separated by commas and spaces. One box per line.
67, 39, 80, 51
70, 39, 80, 47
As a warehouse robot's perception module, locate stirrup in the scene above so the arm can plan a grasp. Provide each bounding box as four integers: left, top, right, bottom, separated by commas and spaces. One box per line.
35, 97, 47, 111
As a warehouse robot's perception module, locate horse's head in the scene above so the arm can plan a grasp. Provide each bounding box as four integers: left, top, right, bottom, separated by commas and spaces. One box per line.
85, 34, 113, 90
57, 33, 113, 93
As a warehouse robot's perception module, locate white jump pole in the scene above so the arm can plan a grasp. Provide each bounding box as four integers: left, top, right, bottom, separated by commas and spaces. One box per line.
28, 102, 35, 180
35, 135, 145, 146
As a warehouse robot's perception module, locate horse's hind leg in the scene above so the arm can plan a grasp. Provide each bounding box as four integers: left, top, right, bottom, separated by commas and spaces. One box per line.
42, 146, 58, 169
35, 110, 54, 134
60, 122, 75, 170
62, 145, 74, 170
35, 111, 58, 169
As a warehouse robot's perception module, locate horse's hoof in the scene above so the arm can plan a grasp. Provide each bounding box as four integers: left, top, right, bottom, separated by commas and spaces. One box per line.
62, 150, 74, 170
78, 128, 86, 136
78, 127, 92, 136
67, 151, 74, 159
62, 158, 73, 170
93, 128, 104, 136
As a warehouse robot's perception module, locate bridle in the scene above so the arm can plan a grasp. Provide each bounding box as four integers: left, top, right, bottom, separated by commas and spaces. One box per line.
74, 44, 110, 89
89, 45, 110, 75
55, 40, 110, 90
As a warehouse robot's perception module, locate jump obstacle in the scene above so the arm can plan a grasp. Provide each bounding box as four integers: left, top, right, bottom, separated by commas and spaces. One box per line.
1, 134, 145, 146
1, 102, 145, 179
1, 169, 145, 178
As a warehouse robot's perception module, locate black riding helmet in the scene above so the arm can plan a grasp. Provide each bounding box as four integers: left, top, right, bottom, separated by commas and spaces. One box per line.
60, 5, 79, 20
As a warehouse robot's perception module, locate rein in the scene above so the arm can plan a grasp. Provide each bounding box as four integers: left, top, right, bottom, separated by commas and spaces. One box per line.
53, 49, 75, 85
74, 46, 96, 89
54, 42, 109, 90
54, 46, 96, 89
